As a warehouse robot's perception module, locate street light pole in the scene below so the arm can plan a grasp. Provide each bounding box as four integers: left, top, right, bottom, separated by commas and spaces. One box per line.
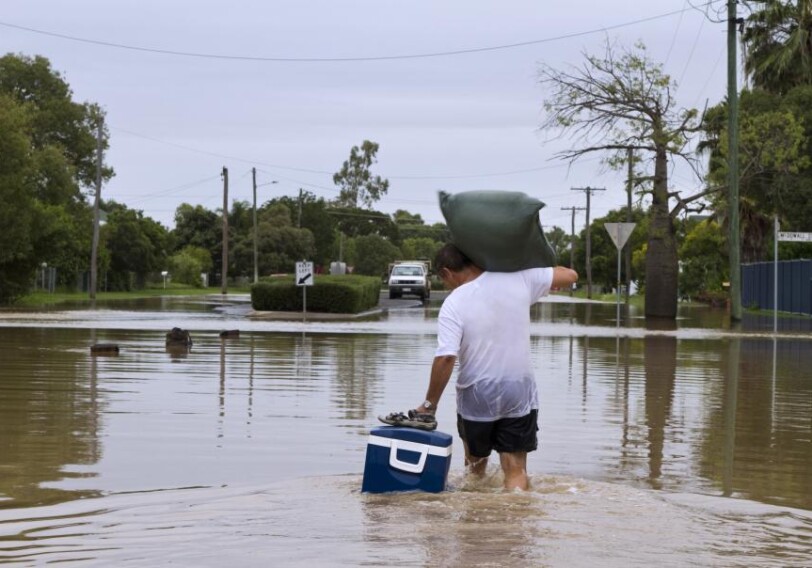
222, 166, 229, 295
253, 173, 277, 284
252, 168, 258, 284
90, 115, 103, 300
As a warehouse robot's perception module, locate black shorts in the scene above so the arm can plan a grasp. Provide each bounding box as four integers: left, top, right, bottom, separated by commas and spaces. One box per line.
456, 409, 539, 457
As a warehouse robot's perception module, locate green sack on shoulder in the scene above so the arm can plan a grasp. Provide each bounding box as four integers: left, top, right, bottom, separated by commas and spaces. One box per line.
439, 190, 557, 271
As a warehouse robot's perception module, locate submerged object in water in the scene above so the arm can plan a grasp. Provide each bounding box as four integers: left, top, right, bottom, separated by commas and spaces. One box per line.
90, 343, 119, 355
165, 327, 192, 346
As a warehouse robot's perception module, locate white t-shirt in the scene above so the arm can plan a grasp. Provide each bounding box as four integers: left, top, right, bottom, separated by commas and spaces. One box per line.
435, 268, 554, 421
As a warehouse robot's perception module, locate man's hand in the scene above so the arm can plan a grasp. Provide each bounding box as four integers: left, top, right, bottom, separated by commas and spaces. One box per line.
551, 266, 578, 290
411, 403, 436, 416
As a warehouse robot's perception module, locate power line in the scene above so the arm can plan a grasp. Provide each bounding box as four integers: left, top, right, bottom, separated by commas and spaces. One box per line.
0, 4, 712, 63
663, 0, 689, 66
677, 11, 707, 86
114, 125, 601, 182
122, 174, 222, 204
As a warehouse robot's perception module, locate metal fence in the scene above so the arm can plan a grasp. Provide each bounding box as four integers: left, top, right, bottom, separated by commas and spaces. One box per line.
742, 259, 812, 315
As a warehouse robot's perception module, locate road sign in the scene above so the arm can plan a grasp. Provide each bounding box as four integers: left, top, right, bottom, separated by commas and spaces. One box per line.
604, 223, 636, 328
296, 261, 314, 286
778, 231, 812, 243
604, 223, 637, 250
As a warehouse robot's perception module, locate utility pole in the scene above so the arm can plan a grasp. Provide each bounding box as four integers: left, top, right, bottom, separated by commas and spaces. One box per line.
252, 167, 258, 284
561, 206, 586, 297
89, 114, 103, 300
728, 0, 743, 321
298, 188, 303, 229
626, 148, 634, 305
571, 187, 606, 299
221, 166, 229, 295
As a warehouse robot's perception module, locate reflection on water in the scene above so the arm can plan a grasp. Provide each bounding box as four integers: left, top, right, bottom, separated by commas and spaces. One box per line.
0, 297, 810, 565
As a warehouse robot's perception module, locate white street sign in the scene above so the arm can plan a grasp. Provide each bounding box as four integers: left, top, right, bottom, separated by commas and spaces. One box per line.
604, 223, 637, 250
778, 231, 812, 243
296, 261, 314, 286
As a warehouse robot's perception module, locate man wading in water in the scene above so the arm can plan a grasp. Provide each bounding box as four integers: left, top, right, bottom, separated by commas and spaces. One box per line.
391, 243, 578, 490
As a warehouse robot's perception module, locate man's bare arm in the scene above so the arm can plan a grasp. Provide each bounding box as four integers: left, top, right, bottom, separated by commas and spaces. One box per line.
414, 355, 456, 415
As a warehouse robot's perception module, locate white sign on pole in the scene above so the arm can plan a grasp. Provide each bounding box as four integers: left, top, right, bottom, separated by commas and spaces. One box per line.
604, 223, 637, 250
777, 231, 812, 243
604, 223, 636, 327
296, 261, 314, 287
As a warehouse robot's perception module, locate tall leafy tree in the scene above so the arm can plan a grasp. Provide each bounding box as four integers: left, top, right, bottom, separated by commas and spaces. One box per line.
103, 201, 170, 290
351, 234, 401, 276
400, 237, 441, 262
333, 140, 389, 208
0, 54, 109, 301
254, 204, 315, 274
742, 0, 812, 94
679, 219, 728, 299
173, 203, 221, 272
270, 192, 337, 267
0, 94, 38, 302
0, 54, 112, 188
544, 226, 570, 263
540, 42, 711, 318
701, 86, 812, 260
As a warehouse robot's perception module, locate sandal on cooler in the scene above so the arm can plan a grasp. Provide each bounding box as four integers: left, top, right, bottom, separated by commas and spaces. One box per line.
378, 410, 437, 431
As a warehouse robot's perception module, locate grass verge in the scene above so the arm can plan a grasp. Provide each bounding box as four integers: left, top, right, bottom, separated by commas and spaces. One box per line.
11, 286, 250, 308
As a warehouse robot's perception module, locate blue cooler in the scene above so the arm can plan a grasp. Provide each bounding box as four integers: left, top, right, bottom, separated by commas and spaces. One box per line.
362, 426, 453, 493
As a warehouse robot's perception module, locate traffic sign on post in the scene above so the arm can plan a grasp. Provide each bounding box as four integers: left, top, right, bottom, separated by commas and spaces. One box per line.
296, 261, 314, 286
604, 223, 637, 250
296, 260, 314, 322
604, 223, 637, 327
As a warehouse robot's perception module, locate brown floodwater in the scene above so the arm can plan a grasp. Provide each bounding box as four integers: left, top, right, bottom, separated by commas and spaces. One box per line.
0, 295, 810, 566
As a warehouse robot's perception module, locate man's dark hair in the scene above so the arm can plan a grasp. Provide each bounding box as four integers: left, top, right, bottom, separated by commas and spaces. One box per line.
434, 243, 474, 273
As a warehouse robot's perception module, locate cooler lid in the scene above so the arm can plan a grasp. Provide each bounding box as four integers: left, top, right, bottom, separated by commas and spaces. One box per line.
370, 426, 452, 447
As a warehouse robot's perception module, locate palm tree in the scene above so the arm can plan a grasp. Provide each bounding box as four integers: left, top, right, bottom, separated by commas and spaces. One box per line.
742, 0, 812, 94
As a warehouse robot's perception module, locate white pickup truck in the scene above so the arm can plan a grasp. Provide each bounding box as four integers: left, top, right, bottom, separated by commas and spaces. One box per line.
388, 262, 431, 301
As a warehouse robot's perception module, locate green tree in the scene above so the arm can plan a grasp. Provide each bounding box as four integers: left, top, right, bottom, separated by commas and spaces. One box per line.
742, 1, 812, 94
270, 192, 338, 267
398, 222, 450, 242
541, 42, 712, 318
168, 246, 212, 287
350, 234, 401, 276
702, 86, 812, 260
544, 226, 570, 264
103, 202, 170, 290
393, 209, 424, 224
172, 203, 220, 269
0, 54, 111, 301
400, 238, 441, 263
0, 94, 38, 302
333, 140, 389, 208
0, 54, 112, 187
226, 200, 256, 277
679, 219, 728, 298
393, 209, 450, 242
331, 207, 400, 243
255, 204, 315, 274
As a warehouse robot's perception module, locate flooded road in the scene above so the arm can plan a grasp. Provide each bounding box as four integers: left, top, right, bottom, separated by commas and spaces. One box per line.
0, 296, 810, 566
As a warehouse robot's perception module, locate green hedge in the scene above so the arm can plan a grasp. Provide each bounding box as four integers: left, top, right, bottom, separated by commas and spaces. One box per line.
251, 274, 381, 313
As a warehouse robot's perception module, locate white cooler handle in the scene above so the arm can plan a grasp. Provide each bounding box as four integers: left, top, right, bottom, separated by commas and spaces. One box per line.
388, 439, 429, 474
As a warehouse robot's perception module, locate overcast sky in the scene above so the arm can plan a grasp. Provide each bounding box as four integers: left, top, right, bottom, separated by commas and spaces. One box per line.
1, 0, 735, 232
